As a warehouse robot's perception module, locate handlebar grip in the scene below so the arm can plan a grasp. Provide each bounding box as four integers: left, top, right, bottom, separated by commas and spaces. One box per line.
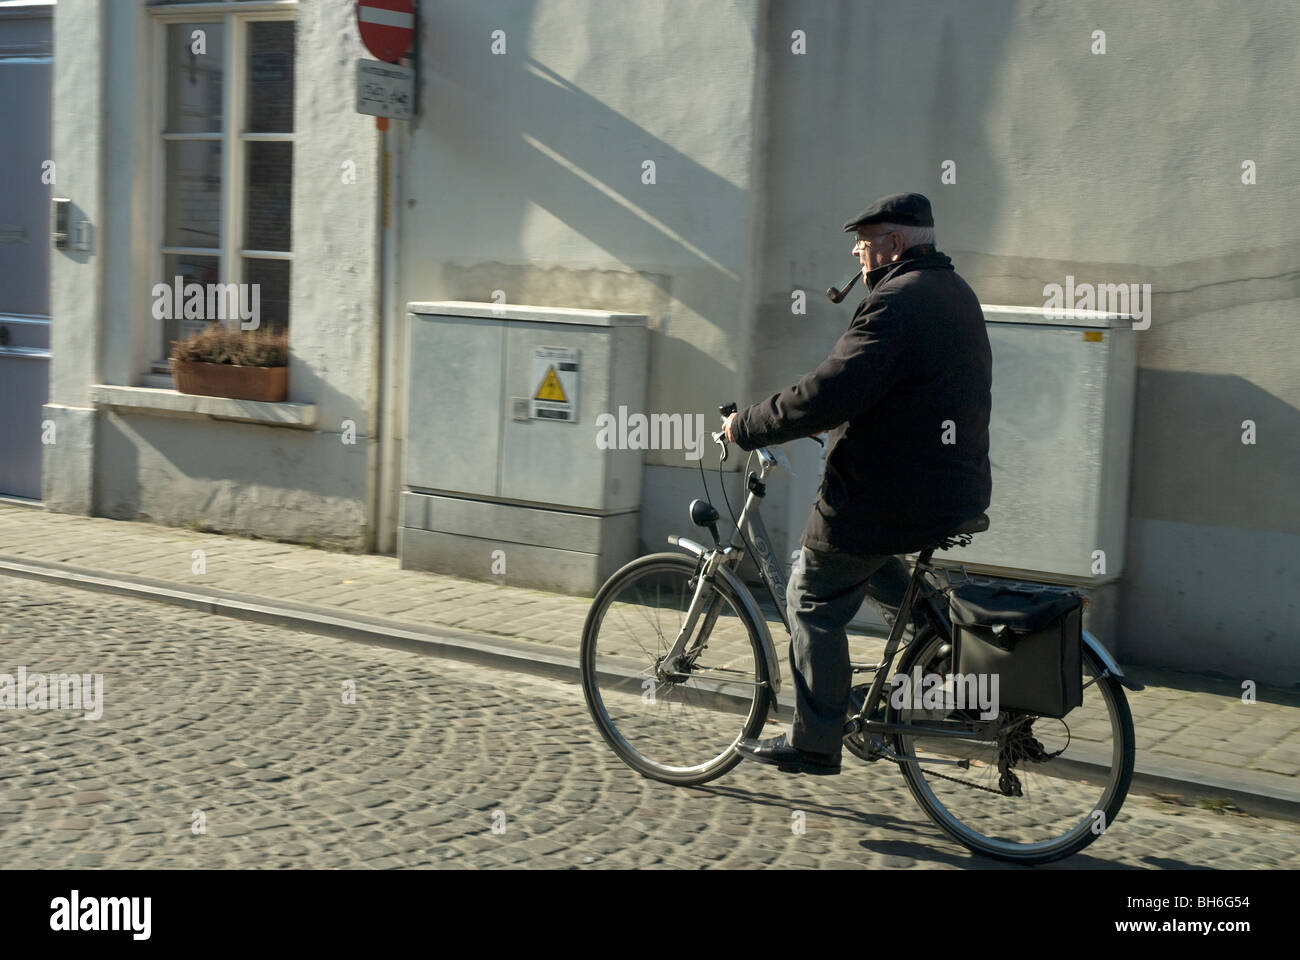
719, 402, 737, 417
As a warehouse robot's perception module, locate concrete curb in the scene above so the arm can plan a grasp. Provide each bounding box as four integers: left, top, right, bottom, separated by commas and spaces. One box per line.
3, 553, 1298, 824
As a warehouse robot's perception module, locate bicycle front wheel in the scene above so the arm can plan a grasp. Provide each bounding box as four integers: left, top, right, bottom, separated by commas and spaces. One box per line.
889, 628, 1135, 865
580, 552, 772, 786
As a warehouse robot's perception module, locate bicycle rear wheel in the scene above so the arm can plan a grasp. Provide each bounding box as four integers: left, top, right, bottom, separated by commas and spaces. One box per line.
580, 552, 772, 786
888, 628, 1135, 864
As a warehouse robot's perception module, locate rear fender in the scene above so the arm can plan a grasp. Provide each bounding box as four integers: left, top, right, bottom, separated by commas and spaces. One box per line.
1083, 629, 1145, 692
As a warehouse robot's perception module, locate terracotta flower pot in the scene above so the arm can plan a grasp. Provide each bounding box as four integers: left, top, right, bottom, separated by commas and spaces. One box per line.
171, 359, 288, 402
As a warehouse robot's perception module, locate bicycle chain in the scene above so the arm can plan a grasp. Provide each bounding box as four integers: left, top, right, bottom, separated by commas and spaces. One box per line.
872, 749, 1009, 795
867, 714, 1053, 797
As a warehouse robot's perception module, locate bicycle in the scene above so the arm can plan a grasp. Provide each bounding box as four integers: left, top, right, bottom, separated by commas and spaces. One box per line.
580, 403, 1142, 864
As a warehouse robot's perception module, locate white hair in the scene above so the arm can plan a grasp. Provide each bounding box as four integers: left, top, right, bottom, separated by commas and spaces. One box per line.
878, 222, 935, 248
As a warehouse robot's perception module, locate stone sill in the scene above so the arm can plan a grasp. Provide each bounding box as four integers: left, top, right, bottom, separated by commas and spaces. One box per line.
89, 385, 317, 429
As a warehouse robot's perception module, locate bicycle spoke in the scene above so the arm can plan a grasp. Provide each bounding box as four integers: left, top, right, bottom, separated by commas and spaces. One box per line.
612, 603, 662, 666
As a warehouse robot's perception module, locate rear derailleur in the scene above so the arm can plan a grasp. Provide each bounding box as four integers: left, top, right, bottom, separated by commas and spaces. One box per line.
995, 715, 1053, 796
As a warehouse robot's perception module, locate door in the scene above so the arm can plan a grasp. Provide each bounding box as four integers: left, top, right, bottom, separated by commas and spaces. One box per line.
0, 2, 53, 501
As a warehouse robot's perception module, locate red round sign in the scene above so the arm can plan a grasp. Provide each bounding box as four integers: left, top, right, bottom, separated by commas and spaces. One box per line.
357, 0, 415, 63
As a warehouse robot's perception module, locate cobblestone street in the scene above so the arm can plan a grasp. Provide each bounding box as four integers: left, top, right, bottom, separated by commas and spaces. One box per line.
2, 579, 1298, 869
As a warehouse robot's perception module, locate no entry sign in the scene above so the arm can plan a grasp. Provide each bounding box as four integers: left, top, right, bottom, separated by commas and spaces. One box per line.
357, 0, 415, 63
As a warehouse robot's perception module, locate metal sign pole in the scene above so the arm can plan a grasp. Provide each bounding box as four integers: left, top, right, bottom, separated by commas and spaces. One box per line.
411, 0, 419, 119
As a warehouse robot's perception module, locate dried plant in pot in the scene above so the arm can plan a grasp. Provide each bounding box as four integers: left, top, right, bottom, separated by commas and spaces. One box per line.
169, 324, 289, 402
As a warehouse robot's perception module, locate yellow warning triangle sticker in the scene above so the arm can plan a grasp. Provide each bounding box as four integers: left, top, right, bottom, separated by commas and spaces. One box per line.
535, 365, 567, 402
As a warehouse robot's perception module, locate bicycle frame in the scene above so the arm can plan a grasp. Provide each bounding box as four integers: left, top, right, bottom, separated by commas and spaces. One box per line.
661, 447, 789, 702
662, 442, 1141, 744
724, 448, 793, 628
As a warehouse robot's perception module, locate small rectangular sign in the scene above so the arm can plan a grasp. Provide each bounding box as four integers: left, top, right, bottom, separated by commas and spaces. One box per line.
530, 346, 580, 423
356, 59, 413, 120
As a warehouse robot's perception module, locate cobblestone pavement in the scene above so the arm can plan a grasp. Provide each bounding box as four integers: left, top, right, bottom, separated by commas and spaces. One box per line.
2, 579, 1298, 869
1, 505, 1297, 795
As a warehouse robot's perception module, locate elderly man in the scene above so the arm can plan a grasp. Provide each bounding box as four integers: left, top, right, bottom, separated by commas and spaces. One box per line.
724, 192, 992, 775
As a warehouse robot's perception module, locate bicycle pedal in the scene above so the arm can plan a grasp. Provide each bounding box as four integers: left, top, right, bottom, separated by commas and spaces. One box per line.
864, 737, 893, 762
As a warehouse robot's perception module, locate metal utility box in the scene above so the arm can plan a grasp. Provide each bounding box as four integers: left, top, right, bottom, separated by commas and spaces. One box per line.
400, 301, 648, 594
967, 305, 1137, 585
848, 303, 1137, 638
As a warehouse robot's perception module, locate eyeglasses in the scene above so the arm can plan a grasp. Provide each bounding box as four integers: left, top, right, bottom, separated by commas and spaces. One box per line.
854, 232, 896, 249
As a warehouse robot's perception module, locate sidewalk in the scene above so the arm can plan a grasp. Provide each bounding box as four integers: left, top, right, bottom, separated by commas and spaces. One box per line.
2, 502, 1298, 819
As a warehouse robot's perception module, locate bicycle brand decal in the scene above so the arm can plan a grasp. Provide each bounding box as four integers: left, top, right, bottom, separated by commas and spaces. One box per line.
750, 534, 786, 598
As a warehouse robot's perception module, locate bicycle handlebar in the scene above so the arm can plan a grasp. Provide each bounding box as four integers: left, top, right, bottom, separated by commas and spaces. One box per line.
713, 402, 826, 465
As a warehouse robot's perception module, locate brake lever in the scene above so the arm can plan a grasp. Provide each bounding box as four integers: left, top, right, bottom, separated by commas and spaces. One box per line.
715, 402, 738, 463
712, 428, 729, 462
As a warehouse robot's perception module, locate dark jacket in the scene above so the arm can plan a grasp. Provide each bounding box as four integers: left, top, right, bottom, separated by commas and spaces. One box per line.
732, 245, 992, 555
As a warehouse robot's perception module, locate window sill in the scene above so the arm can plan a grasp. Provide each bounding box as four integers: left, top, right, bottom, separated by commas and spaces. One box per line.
89, 384, 317, 429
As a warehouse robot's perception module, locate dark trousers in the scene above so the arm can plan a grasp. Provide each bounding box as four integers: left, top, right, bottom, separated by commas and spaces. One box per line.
785, 546, 912, 754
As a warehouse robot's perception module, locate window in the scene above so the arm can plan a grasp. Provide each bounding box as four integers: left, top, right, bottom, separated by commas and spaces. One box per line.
151, 1, 296, 370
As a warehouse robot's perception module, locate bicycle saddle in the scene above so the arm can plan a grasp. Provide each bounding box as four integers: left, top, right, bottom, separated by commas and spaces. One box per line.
951, 512, 990, 535
922, 512, 990, 552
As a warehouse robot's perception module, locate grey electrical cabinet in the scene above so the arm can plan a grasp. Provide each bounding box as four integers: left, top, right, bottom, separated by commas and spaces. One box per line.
848, 303, 1137, 639
400, 301, 648, 594
968, 305, 1138, 585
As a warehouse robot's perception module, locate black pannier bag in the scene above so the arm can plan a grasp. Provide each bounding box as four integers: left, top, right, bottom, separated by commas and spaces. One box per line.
948, 581, 1085, 719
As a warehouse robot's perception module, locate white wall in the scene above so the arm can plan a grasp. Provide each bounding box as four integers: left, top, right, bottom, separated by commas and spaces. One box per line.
390, 0, 1299, 678
45, 1, 1298, 679
47, 0, 384, 548
394, 0, 768, 555
749, 0, 1300, 678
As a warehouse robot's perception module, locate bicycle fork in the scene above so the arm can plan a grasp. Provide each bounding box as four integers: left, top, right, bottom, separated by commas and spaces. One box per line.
656, 551, 729, 680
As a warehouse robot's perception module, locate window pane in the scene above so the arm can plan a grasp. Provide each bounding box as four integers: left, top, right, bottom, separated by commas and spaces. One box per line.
244, 142, 292, 251
247, 21, 295, 133
159, 254, 220, 360
164, 141, 222, 248
242, 258, 290, 335
165, 23, 224, 134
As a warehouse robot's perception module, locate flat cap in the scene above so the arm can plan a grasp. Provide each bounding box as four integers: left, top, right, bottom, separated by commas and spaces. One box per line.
843, 192, 934, 232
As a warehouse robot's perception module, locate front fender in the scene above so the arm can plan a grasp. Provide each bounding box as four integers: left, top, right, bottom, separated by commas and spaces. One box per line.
668, 536, 782, 698
1083, 630, 1145, 692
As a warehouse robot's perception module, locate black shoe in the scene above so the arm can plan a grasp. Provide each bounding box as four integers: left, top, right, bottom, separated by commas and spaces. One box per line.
735, 733, 841, 776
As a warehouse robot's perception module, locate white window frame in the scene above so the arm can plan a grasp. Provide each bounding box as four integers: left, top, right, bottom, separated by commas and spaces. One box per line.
148, 0, 298, 372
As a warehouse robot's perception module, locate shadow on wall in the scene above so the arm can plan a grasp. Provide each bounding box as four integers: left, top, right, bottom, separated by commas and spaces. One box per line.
415, 1, 746, 322
749, 1, 1015, 556
753, 2, 1015, 387
1129, 369, 1300, 535
408, 0, 764, 465
1121, 368, 1300, 685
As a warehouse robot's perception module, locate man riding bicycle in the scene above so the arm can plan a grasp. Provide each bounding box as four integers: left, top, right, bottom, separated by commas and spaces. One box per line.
723, 192, 993, 775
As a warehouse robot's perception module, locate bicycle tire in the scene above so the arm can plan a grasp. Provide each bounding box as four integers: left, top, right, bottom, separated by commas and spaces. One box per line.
888, 628, 1135, 865
580, 552, 772, 786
